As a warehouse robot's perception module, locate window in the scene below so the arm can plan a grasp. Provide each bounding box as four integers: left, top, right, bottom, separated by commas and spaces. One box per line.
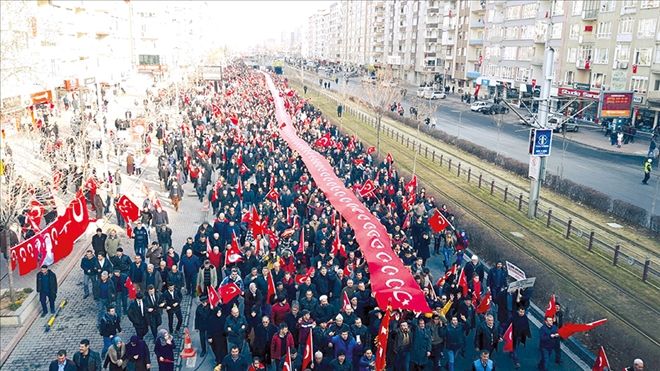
594, 48, 609, 64
506, 5, 521, 20
596, 21, 611, 38
591, 73, 607, 89
520, 25, 535, 39
518, 47, 534, 61
599, 0, 615, 11
572, 1, 584, 15
631, 76, 648, 93
623, 0, 636, 7
565, 70, 575, 85
552, 0, 565, 15
654, 79, 660, 91
637, 18, 657, 38
640, 0, 659, 8
618, 18, 634, 34
579, 46, 593, 61
567, 48, 578, 63
505, 26, 519, 39
551, 23, 562, 39
503, 46, 517, 60
138, 54, 160, 65
634, 48, 652, 65
569, 24, 580, 40
521, 3, 538, 18
655, 48, 660, 64
615, 44, 631, 62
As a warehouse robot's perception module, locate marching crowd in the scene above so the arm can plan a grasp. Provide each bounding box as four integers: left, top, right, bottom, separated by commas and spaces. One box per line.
37, 62, 645, 371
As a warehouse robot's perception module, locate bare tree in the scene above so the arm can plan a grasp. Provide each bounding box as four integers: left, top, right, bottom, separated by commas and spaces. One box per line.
411, 96, 440, 176
362, 68, 402, 154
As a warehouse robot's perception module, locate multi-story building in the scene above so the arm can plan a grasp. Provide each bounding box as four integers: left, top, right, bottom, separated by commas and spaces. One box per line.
558, 0, 660, 130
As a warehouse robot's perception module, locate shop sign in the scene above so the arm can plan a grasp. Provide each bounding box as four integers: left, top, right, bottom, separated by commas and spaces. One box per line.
600, 92, 633, 118
1, 96, 22, 111
573, 83, 590, 91
632, 95, 643, 105
84, 77, 96, 85
558, 87, 599, 100
30, 90, 52, 105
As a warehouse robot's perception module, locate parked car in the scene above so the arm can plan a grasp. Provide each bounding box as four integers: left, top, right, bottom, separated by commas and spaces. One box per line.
417, 87, 433, 98
424, 90, 447, 100
361, 75, 376, 84
482, 103, 509, 115
550, 116, 579, 133
470, 101, 491, 112
382, 80, 398, 87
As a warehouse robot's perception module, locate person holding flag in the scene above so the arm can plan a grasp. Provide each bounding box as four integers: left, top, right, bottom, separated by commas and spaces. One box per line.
538, 316, 560, 371
507, 306, 531, 369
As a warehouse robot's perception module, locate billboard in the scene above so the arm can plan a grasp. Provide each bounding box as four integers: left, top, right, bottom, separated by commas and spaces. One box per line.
600, 92, 633, 118
202, 66, 222, 80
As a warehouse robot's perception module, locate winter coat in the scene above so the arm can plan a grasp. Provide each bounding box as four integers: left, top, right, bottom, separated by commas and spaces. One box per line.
107, 343, 127, 370
411, 325, 432, 365
73, 350, 102, 371
270, 332, 295, 361
36, 270, 58, 297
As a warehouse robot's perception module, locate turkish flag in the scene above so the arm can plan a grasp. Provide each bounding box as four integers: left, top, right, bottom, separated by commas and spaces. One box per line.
230, 115, 239, 125
126, 223, 133, 238
592, 346, 610, 371
353, 158, 365, 166
436, 264, 457, 287
207, 285, 221, 308
545, 294, 557, 319
125, 277, 137, 300
503, 323, 514, 352
28, 199, 45, 231
266, 188, 279, 202
236, 179, 243, 199
224, 233, 243, 266
558, 319, 607, 339
266, 272, 276, 302
314, 133, 332, 147
375, 308, 391, 371
457, 266, 469, 296
302, 325, 313, 370
295, 267, 315, 285
386, 153, 393, 163
476, 292, 492, 314
219, 282, 242, 303
282, 347, 292, 371
341, 291, 351, 312
117, 195, 140, 223
429, 210, 450, 233
239, 163, 249, 176
367, 146, 376, 154
358, 179, 375, 197
405, 175, 417, 194
296, 227, 305, 254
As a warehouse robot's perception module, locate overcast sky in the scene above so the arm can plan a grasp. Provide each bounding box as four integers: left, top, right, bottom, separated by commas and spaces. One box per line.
210, 1, 333, 50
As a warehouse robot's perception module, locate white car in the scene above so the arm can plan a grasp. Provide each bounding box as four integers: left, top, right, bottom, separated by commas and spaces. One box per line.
416, 87, 432, 98
424, 91, 447, 100
470, 101, 490, 112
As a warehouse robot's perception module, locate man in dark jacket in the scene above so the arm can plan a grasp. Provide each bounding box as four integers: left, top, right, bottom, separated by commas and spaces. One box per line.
510, 306, 531, 369
99, 305, 121, 359
91, 228, 107, 256
93, 271, 116, 320
474, 314, 501, 356
36, 264, 57, 316
163, 283, 183, 333
392, 321, 414, 371
72, 338, 102, 371
411, 318, 432, 371
127, 292, 149, 338
445, 316, 466, 371
195, 295, 212, 356
110, 247, 132, 274
251, 315, 278, 366
110, 269, 129, 319
429, 314, 447, 371
487, 262, 507, 298
208, 307, 228, 366
48, 349, 76, 371
132, 220, 149, 258
80, 250, 97, 299
144, 284, 163, 339
538, 317, 559, 371
179, 249, 201, 295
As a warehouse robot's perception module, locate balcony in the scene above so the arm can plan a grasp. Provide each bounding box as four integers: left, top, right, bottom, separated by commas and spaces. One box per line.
578, 33, 595, 45
444, 7, 456, 16
534, 33, 545, 43
468, 38, 484, 45
426, 15, 440, 24
652, 62, 660, 74
616, 33, 633, 43
620, 5, 637, 15
425, 30, 439, 39
648, 90, 660, 103
442, 37, 456, 45
576, 59, 590, 70
470, 19, 485, 28
424, 65, 439, 72
582, 9, 598, 20
489, 35, 503, 43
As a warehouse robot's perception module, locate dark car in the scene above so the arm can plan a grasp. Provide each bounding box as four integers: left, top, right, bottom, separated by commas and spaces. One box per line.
481, 103, 509, 115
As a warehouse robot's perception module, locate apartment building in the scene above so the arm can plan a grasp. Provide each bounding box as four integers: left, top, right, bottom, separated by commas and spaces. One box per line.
558, 0, 660, 130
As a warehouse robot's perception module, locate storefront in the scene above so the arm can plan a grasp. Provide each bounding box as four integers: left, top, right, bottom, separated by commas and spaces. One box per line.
555, 87, 601, 125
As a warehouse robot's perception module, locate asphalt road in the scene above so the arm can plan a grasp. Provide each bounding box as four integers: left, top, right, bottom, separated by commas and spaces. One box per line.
296, 69, 657, 214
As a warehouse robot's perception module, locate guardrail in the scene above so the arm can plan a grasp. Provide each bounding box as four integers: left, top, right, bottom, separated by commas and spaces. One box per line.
309, 86, 659, 285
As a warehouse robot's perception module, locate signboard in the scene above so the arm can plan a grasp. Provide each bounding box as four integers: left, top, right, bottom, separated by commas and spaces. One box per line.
529, 128, 553, 157
30, 90, 52, 105
573, 83, 590, 91
506, 261, 527, 281
632, 95, 644, 104
529, 156, 541, 179
507, 277, 536, 293
558, 87, 599, 100
600, 92, 633, 118
202, 66, 223, 80
610, 71, 627, 91
84, 77, 96, 85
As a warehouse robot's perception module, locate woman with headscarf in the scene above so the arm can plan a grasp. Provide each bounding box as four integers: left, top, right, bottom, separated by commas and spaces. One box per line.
106, 336, 127, 370
126, 335, 151, 371
154, 329, 175, 371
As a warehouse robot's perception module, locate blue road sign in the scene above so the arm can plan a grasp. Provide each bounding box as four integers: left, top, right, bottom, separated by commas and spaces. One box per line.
529, 129, 552, 156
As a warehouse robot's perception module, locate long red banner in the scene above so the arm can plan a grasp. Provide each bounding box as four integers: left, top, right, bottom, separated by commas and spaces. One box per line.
10, 193, 91, 275
263, 73, 430, 313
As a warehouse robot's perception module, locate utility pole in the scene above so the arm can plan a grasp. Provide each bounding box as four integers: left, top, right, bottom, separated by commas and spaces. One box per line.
528, 13, 554, 218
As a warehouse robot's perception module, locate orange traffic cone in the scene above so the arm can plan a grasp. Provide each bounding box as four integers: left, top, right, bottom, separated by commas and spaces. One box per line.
180, 328, 196, 358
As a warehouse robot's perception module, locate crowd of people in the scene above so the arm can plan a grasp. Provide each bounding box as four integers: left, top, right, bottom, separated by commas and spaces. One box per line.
38, 62, 645, 371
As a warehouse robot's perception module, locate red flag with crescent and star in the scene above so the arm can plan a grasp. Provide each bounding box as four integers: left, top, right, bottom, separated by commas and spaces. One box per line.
429, 209, 450, 233
545, 294, 557, 319
224, 233, 243, 266
476, 292, 492, 314
219, 282, 241, 303
295, 267, 315, 285
125, 277, 137, 300
358, 179, 375, 197
592, 346, 610, 371
375, 307, 391, 370
503, 323, 514, 352
302, 325, 313, 370
27, 199, 45, 231
207, 285, 221, 308
558, 319, 607, 339
267, 272, 276, 303
266, 188, 279, 202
